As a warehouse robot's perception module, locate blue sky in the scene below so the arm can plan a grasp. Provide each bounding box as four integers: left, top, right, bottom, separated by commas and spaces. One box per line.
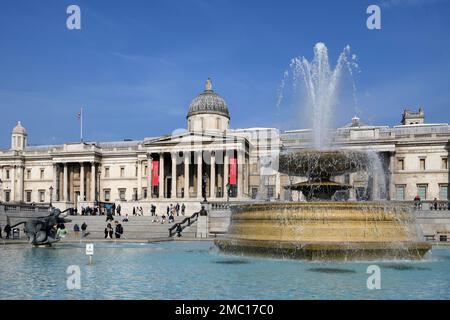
0, 0, 449, 147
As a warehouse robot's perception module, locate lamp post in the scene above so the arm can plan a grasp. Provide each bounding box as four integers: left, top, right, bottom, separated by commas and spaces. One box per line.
49, 186, 54, 208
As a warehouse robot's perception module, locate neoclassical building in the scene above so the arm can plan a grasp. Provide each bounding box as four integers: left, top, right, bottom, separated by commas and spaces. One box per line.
0, 79, 449, 213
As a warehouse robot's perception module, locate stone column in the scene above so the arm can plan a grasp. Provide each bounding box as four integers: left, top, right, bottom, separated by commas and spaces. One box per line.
90, 162, 96, 202
147, 156, 153, 198
63, 163, 68, 202
171, 152, 177, 199
184, 152, 190, 199
389, 152, 395, 200
53, 164, 58, 200
197, 151, 202, 199
237, 150, 244, 198
11, 166, 16, 202
223, 151, 229, 199
159, 153, 164, 198
210, 151, 216, 199
137, 160, 142, 200
79, 163, 84, 201
17, 165, 24, 202
0, 166, 3, 202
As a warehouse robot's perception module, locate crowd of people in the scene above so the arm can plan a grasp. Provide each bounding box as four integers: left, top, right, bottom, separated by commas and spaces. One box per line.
150, 203, 186, 225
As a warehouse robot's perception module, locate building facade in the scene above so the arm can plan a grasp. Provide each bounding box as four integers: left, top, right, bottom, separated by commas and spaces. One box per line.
0, 79, 449, 214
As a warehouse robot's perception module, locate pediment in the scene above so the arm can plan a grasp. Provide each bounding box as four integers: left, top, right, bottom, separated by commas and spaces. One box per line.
144, 131, 244, 147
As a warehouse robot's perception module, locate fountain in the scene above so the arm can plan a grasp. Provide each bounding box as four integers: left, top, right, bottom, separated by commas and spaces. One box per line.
215, 43, 431, 260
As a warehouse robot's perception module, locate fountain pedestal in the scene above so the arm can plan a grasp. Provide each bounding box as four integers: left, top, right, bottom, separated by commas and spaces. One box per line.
215, 202, 431, 260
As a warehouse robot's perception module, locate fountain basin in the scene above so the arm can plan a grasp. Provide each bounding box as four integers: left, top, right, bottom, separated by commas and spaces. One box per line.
215, 202, 431, 260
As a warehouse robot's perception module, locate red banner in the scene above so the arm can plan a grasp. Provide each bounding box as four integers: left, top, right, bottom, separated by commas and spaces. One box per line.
229, 158, 237, 185
152, 161, 159, 186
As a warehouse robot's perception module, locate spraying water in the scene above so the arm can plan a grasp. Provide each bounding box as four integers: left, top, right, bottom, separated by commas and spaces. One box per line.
277, 42, 359, 149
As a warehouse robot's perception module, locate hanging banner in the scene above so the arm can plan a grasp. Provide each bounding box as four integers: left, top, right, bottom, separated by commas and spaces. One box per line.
229, 158, 237, 185
152, 161, 159, 186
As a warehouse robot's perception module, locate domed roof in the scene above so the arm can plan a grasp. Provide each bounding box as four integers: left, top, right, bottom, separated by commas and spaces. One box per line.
187, 79, 230, 119
12, 121, 27, 135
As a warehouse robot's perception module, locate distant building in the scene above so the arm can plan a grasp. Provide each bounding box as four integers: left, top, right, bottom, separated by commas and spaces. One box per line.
0, 79, 449, 213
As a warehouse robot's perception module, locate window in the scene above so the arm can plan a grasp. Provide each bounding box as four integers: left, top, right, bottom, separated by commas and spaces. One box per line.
144, 165, 148, 176
397, 158, 405, 171
251, 188, 258, 199
5, 191, 11, 202
267, 186, 274, 199
143, 188, 148, 199
417, 184, 428, 200
419, 158, 426, 171
26, 169, 31, 180
104, 167, 110, 178
119, 189, 126, 201
396, 185, 406, 201
120, 167, 125, 178
6, 170, 10, 180
344, 174, 350, 185
104, 190, 111, 202
26, 191, 32, 203
439, 184, 448, 201
442, 158, 448, 170
216, 118, 221, 130
38, 190, 45, 203
40, 169, 45, 180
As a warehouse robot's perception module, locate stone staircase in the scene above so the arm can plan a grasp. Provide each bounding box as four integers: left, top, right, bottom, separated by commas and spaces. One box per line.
0, 213, 198, 241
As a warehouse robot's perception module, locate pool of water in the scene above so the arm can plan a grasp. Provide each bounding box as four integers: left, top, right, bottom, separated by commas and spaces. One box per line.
0, 241, 449, 300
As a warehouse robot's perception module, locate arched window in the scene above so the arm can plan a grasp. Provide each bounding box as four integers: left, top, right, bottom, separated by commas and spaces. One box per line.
216, 117, 221, 130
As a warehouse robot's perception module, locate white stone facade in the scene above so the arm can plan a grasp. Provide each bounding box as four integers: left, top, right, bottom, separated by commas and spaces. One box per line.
0, 80, 449, 214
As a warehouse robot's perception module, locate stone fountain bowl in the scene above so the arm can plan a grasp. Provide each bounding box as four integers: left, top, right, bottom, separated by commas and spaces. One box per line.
215, 202, 432, 260
279, 150, 371, 178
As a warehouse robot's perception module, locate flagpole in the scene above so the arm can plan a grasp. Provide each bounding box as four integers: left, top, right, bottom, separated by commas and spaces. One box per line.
80, 107, 83, 142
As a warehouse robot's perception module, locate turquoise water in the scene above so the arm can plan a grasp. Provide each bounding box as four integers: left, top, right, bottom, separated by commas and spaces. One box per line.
0, 241, 449, 300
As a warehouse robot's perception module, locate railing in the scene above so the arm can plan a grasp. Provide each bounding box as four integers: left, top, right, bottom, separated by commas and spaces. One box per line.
168, 211, 199, 237
411, 200, 450, 211
0, 203, 50, 214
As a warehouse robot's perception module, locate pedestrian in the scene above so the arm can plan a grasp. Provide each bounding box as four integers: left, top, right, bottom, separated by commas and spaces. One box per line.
4, 224, 11, 239
151, 205, 156, 216
133, 207, 136, 216
140, 207, 143, 216
114, 221, 123, 239
433, 198, 438, 210
176, 203, 180, 216
81, 222, 88, 237
105, 223, 113, 239
56, 224, 68, 239
169, 213, 174, 223
167, 206, 170, 215
73, 224, 80, 237
181, 203, 185, 216
117, 204, 122, 216
176, 224, 183, 237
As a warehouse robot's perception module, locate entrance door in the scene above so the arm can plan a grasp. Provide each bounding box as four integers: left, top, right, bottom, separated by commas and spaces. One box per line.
166, 178, 172, 198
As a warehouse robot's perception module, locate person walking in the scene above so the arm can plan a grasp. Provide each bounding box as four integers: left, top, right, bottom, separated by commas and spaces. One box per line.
114, 221, 123, 239
151, 205, 156, 216
176, 203, 180, 216
181, 203, 185, 216
133, 207, 137, 216
81, 222, 88, 237
4, 224, 11, 239
176, 224, 183, 237
117, 204, 122, 216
